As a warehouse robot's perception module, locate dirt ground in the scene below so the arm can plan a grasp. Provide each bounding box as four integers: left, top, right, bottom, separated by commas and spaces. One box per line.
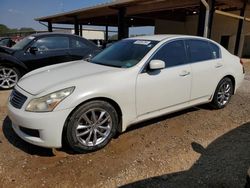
0, 61, 250, 188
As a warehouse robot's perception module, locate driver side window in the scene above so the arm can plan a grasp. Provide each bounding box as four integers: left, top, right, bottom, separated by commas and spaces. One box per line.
32, 36, 69, 51
152, 40, 188, 68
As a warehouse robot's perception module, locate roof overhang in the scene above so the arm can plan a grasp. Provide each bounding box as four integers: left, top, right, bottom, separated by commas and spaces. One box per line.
35, 0, 245, 27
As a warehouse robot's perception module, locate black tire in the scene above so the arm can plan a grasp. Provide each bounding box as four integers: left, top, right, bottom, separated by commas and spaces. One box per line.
246, 168, 250, 188
211, 77, 233, 109
65, 100, 118, 153
0, 66, 21, 90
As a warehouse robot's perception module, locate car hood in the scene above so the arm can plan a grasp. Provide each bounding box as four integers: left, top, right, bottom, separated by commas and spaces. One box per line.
17, 60, 118, 95
0, 45, 15, 54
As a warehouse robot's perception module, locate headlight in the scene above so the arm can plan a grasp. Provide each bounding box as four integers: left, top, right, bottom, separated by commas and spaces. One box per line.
26, 87, 75, 112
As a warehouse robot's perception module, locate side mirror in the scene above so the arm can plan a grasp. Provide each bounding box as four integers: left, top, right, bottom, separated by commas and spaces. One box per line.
29, 47, 38, 54
149, 60, 165, 70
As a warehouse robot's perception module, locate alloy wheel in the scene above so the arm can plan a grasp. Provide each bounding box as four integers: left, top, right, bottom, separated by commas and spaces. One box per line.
217, 81, 232, 106
0, 67, 19, 89
75, 108, 112, 147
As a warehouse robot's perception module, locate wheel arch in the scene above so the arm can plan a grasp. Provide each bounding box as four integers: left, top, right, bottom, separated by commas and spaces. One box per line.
222, 75, 235, 94
62, 97, 123, 146
0, 60, 27, 75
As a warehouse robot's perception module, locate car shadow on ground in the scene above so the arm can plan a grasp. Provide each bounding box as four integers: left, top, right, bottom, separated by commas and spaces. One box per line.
2, 116, 54, 156
121, 122, 250, 188
125, 107, 200, 133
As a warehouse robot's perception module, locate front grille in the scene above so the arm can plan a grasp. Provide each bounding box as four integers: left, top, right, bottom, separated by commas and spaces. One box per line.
10, 89, 27, 109
19, 126, 40, 137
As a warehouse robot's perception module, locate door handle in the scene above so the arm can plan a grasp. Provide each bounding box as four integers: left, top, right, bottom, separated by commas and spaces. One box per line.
215, 63, 223, 68
179, 70, 190, 77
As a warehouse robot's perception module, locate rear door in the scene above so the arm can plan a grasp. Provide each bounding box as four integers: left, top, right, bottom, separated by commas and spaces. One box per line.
21, 36, 71, 70
186, 39, 222, 101
69, 37, 97, 61
136, 40, 192, 116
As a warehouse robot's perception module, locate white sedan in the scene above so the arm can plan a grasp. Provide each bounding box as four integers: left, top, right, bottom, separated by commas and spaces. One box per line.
7, 35, 245, 153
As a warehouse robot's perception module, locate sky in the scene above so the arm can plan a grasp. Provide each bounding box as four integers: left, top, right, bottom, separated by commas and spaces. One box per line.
0, 0, 154, 35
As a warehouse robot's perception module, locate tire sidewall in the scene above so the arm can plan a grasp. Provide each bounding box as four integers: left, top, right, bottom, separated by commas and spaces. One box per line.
66, 100, 118, 153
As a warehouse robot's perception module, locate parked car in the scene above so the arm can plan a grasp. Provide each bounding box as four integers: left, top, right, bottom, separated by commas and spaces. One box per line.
8, 35, 245, 153
0, 33, 99, 89
0, 37, 16, 48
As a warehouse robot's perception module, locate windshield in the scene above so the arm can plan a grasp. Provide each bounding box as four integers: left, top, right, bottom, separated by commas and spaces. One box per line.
11, 36, 35, 50
91, 39, 158, 68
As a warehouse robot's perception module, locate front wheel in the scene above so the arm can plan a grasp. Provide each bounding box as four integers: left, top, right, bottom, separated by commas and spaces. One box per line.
65, 100, 118, 153
211, 77, 233, 109
0, 66, 21, 90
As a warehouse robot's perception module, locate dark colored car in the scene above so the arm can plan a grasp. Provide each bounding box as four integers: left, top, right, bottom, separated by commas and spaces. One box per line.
0, 33, 99, 89
0, 37, 16, 48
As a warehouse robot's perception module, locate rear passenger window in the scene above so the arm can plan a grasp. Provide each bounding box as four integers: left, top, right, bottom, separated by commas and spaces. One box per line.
71, 38, 88, 49
32, 36, 69, 51
152, 40, 187, 68
209, 42, 221, 59
187, 40, 213, 63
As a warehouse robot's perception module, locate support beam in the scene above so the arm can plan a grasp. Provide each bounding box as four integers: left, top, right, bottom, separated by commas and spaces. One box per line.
74, 17, 79, 35
197, 1, 207, 37
105, 16, 109, 43
118, 7, 128, 40
79, 25, 83, 37
105, 25, 109, 42
48, 22, 52, 32
208, 0, 215, 38
234, 0, 247, 55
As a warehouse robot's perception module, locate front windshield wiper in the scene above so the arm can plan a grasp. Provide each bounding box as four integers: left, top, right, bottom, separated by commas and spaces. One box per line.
91, 61, 122, 68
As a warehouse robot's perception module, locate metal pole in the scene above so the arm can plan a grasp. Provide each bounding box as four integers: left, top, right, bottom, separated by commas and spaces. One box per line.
234, 0, 247, 55
201, 0, 210, 38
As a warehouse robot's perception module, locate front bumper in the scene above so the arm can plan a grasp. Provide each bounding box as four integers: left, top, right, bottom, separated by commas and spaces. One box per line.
7, 88, 74, 148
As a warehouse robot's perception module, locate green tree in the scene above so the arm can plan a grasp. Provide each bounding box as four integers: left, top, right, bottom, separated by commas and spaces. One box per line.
0, 24, 35, 36
0, 24, 10, 35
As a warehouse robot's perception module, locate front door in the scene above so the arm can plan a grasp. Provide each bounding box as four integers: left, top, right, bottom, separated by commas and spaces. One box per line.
20, 36, 71, 70
136, 40, 191, 116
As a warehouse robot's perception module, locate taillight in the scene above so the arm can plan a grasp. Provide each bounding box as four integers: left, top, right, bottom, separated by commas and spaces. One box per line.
240, 59, 245, 73
240, 59, 244, 65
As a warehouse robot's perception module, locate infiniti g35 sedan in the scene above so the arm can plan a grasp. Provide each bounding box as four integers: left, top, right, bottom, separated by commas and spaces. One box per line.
8, 35, 245, 153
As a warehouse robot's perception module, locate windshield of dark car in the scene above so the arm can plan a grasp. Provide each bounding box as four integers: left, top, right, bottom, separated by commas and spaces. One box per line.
11, 36, 35, 50
91, 39, 158, 68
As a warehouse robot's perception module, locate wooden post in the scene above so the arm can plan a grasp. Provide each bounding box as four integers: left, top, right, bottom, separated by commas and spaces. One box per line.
48, 22, 52, 32
118, 7, 128, 40
74, 17, 79, 35
197, 1, 206, 37
79, 25, 83, 37
208, 0, 216, 38
234, 0, 247, 56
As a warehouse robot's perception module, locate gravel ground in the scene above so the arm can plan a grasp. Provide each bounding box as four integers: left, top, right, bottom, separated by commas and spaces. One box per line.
0, 61, 250, 188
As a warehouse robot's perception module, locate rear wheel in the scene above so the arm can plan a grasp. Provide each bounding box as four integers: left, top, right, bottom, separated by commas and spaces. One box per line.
211, 77, 233, 109
65, 100, 118, 153
0, 66, 21, 89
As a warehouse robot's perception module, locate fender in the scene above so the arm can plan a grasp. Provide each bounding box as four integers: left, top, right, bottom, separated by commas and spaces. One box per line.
0, 52, 28, 71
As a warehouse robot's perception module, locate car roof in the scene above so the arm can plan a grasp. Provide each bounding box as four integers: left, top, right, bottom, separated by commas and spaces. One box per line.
130, 34, 211, 42
0, 37, 10, 40
30, 32, 79, 38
